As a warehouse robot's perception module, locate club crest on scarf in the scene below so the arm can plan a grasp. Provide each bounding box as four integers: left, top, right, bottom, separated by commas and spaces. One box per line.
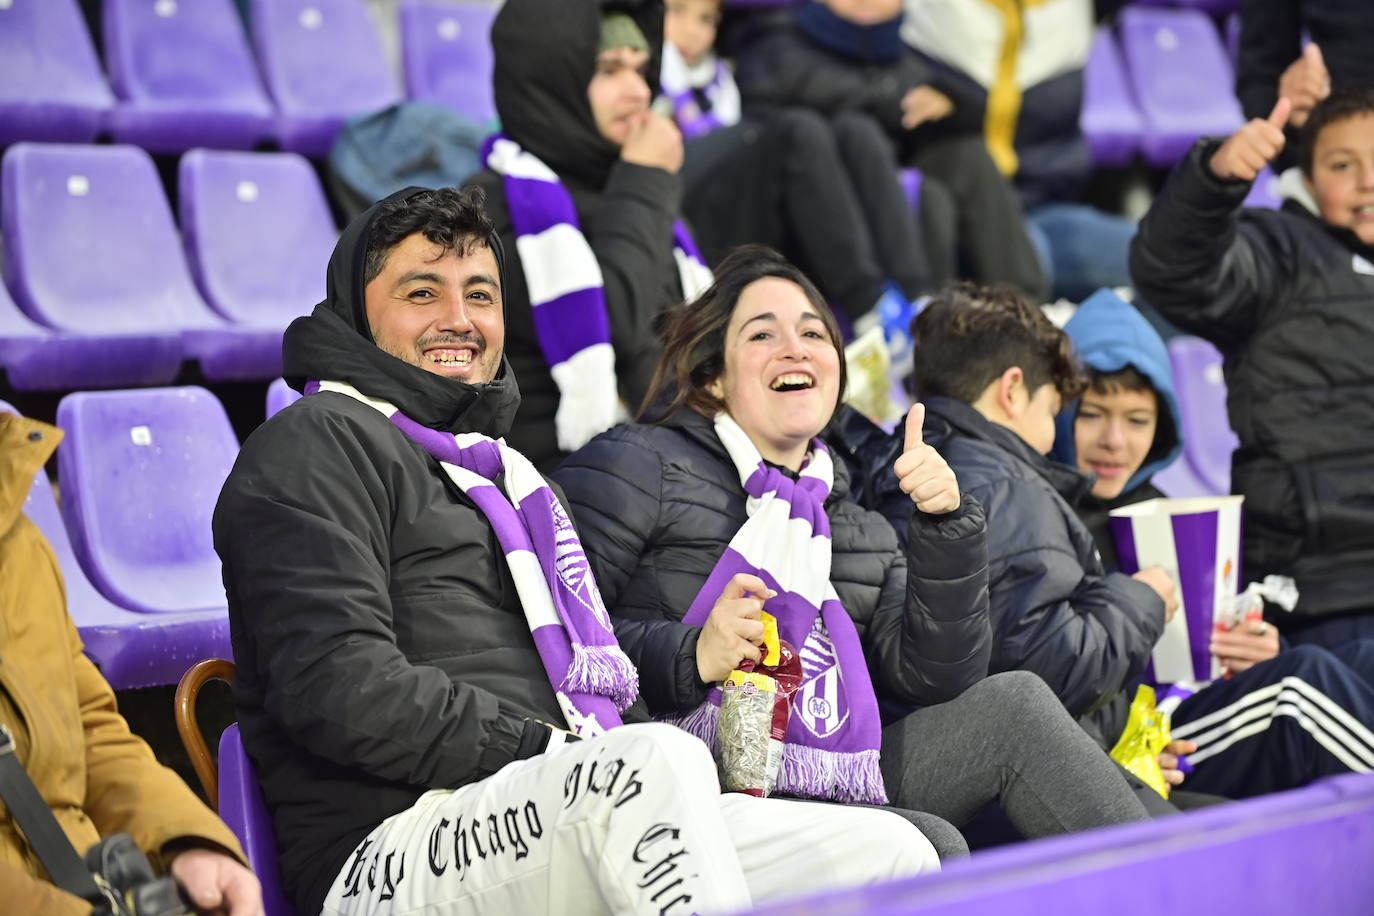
796, 618, 850, 739
551, 497, 611, 630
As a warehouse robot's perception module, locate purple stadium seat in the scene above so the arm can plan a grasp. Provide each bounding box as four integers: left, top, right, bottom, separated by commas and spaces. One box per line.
0, 0, 114, 146
102, 0, 275, 153
251, 0, 403, 157
179, 150, 334, 339
265, 378, 303, 419
1081, 27, 1144, 167
219, 724, 296, 916
0, 399, 225, 688
1169, 335, 1238, 496
1152, 452, 1217, 499
0, 275, 183, 391
1118, 6, 1244, 167
400, 1, 499, 126
2, 143, 284, 381
899, 168, 924, 214
743, 774, 1374, 916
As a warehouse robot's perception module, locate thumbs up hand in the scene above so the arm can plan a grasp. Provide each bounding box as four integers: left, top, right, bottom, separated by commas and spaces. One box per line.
1209, 97, 1291, 182
893, 403, 961, 515
1278, 43, 1330, 128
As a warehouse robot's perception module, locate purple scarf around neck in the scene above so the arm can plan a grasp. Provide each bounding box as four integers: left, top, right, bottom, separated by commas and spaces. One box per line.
666, 414, 888, 803
306, 380, 637, 737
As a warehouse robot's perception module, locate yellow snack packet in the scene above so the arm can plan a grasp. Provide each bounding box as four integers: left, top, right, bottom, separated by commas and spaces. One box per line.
760, 611, 780, 667
1109, 684, 1173, 798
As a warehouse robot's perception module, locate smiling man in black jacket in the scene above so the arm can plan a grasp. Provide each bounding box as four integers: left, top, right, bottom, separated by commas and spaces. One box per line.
214, 184, 935, 916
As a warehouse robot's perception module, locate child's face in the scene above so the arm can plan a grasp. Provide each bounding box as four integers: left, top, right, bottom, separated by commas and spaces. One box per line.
587, 47, 653, 146
1309, 113, 1374, 247
665, 0, 719, 66
1074, 385, 1159, 500
823, 0, 903, 25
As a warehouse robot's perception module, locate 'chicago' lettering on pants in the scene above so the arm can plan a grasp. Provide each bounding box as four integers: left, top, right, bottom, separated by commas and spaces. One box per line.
633, 822, 698, 916
425, 800, 544, 884
563, 747, 644, 810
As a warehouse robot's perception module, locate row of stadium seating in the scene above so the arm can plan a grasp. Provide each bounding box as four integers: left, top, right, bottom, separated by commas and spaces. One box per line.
0, 0, 496, 156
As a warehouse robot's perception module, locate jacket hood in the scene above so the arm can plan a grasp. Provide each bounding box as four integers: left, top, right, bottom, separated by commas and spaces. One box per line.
282, 187, 522, 438
493, 0, 665, 189
0, 412, 60, 538
1051, 288, 1182, 493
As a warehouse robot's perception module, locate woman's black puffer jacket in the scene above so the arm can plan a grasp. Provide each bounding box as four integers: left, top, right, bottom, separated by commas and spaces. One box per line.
553, 408, 992, 717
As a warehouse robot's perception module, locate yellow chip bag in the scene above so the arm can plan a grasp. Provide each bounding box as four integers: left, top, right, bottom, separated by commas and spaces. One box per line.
1109, 684, 1173, 798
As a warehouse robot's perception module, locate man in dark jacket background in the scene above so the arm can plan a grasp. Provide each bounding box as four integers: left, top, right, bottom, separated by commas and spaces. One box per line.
465, 0, 706, 472
214, 184, 933, 916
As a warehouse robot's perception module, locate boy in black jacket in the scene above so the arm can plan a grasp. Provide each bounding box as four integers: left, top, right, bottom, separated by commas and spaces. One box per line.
1131, 86, 1374, 650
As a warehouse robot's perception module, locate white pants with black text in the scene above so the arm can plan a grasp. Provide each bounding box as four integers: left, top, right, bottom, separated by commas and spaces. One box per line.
320, 722, 936, 915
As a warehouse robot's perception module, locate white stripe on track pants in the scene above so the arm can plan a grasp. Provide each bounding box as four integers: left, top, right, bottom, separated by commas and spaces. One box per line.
321, 722, 937, 916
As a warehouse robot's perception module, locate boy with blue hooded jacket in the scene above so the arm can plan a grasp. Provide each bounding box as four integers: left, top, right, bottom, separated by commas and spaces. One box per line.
858, 285, 1374, 800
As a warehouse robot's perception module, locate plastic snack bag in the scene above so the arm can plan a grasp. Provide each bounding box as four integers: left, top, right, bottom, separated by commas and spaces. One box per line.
718, 613, 803, 797
1109, 684, 1173, 798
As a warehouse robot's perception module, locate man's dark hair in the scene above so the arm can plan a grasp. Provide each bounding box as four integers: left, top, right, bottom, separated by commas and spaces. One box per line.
1086, 365, 1154, 397
363, 186, 497, 286
1300, 84, 1374, 177
640, 244, 847, 422
912, 282, 1085, 404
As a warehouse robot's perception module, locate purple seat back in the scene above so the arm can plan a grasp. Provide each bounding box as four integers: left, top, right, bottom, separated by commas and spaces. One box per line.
265, 379, 304, 419
1118, 7, 1244, 167
0, 0, 114, 145
1242, 167, 1282, 209
2, 143, 222, 335
251, 0, 402, 156
399, 1, 498, 125
1081, 27, 1144, 167
179, 149, 335, 329
102, 0, 274, 151
742, 774, 1374, 916
1169, 335, 1238, 496
56, 387, 238, 615
218, 724, 296, 916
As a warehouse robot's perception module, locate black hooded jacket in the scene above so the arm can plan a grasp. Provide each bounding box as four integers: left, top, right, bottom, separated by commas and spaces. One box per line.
465, 0, 687, 472
213, 189, 602, 915
855, 397, 1166, 748
1131, 139, 1374, 619
553, 409, 992, 719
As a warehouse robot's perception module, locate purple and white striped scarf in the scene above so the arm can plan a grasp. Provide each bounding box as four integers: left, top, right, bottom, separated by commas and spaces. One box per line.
483, 135, 713, 453
667, 414, 888, 804
306, 380, 638, 737
658, 43, 741, 140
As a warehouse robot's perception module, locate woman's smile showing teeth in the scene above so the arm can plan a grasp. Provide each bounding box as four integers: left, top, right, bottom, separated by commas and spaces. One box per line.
770, 372, 815, 392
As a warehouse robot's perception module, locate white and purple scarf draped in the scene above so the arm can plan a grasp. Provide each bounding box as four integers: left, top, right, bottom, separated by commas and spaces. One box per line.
483, 135, 713, 453
657, 43, 741, 140
305, 380, 638, 737
666, 414, 888, 804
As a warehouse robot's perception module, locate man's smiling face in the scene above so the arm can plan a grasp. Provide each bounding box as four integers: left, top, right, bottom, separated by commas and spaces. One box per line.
364, 232, 505, 384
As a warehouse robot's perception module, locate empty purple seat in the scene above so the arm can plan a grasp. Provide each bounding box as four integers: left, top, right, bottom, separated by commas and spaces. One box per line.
219, 724, 296, 916
0, 0, 114, 145
251, 0, 403, 157
400, 1, 499, 126
1169, 335, 1238, 496
1242, 166, 1282, 209
179, 150, 334, 341
55, 387, 238, 685
265, 378, 303, 419
102, 0, 275, 153
1152, 453, 1217, 499
1081, 27, 1144, 167
2, 143, 283, 381
1118, 7, 1244, 167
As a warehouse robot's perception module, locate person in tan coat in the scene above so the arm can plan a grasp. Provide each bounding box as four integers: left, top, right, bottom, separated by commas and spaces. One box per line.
0, 411, 262, 915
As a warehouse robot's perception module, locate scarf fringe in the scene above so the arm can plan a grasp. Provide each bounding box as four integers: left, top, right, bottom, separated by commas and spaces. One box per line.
564, 643, 641, 713
660, 700, 721, 755
780, 745, 888, 805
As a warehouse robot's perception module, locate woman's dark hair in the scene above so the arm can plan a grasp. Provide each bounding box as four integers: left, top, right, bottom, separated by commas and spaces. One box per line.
913, 281, 1086, 404
638, 245, 847, 422
1300, 84, 1374, 177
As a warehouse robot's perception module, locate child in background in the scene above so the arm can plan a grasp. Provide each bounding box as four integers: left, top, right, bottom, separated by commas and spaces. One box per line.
1131, 86, 1374, 651
661, 0, 932, 345
732, 0, 1047, 301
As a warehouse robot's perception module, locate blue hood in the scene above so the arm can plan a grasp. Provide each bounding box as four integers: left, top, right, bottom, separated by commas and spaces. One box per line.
1051, 288, 1182, 493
